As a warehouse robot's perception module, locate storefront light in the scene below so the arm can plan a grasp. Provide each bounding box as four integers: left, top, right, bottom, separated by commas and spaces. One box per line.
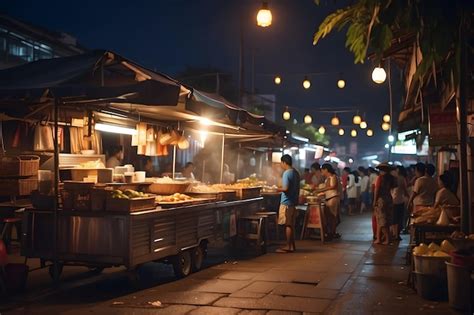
304, 114, 312, 124
381, 122, 390, 131
282, 106, 291, 120
302, 76, 311, 89
353, 114, 362, 125
274, 76, 282, 85
351, 129, 357, 137
331, 115, 340, 126
360, 121, 367, 129
383, 114, 391, 122
95, 123, 137, 135
366, 129, 374, 137
338, 128, 344, 136
318, 126, 326, 134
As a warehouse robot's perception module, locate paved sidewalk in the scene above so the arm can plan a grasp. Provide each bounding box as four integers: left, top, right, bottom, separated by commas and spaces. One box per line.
2, 213, 460, 314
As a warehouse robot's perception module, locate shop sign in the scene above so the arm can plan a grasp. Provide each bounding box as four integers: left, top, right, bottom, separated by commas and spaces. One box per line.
429, 108, 457, 146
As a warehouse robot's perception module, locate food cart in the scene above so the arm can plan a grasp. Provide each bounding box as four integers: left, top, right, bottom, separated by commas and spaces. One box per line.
0, 51, 281, 282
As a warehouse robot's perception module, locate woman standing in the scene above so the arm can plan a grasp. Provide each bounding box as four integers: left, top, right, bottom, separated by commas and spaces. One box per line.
390, 166, 409, 241
346, 168, 358, 215
374, 163, 397, 245
317, 164, 340, 240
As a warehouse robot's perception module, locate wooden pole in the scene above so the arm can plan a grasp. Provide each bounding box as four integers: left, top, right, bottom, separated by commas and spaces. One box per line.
220, 133, 225, 183
52, 97, 60, 283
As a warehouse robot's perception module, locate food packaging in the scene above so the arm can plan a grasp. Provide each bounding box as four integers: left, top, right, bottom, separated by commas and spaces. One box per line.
134, 171, 146, 183
97, 168, 113, 183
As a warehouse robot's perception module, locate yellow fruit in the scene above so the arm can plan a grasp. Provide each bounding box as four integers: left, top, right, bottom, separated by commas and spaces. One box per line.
428, 242, 441, 251
440, 240, 456, 253
433, 250, 450, 257
413, 243, 429, 256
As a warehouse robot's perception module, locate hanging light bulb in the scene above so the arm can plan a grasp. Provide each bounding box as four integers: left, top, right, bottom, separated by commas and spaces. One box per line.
337, 79, 345, 89
256, 1, 272, 27
318, 126, 326, 134
383, 114, 391, 122
351, 129, 357, 137
302, 76, 311, 89
360, 121, 367, 129
338, 128, 345, 136
353, 114, 362, 125
274, 75, 282, 85
282, 106, 291, 120
331, 114, 340, 126
337, 73, 346, 89
304, 114, 312, 124
381, 122, 390, 131
372, 66, 387, 84
366, 129, 374, 137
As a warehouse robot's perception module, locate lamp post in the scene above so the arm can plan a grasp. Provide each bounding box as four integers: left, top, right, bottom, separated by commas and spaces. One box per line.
239, 2, 272, 105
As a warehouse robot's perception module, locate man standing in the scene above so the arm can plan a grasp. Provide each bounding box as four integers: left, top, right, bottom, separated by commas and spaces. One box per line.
277, 154, 300, 253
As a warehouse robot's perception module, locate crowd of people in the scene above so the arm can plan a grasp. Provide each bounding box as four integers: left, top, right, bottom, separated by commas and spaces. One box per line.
295, 160, 460, 248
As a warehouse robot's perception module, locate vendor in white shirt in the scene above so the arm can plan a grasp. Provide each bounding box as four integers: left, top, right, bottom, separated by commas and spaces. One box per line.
434, 172, 459, 208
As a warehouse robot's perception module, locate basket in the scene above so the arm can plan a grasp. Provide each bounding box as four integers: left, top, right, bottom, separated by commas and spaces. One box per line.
0, 155, 40, 178
413, 254, 451, 277
61, 181, 94, 211
105, 194, 155, 212
0, 178, 38, 196
147, 182, 190, 195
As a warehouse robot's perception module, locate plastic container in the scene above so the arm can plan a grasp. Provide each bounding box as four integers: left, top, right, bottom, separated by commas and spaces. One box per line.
446, 262, 472, 311
134, 171, 146, 183
414, 271, 448, 301
450, 250, 474, 269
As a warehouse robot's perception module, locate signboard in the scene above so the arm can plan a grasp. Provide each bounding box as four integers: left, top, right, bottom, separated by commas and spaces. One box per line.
429, 108, 457, 146
307, 204, 323, 227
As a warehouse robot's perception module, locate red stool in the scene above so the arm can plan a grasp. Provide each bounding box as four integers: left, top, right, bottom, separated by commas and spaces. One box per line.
1, 217, 22, 252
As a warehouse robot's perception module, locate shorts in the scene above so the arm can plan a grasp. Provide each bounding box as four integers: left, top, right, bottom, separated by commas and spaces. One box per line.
278, 204, 296, 226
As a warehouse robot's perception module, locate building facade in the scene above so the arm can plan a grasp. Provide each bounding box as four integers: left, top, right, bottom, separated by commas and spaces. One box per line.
0, 14, 85, 69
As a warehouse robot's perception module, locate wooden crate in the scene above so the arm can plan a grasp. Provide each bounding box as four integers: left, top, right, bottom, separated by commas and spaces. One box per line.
188, 190, 237, 201
105, 195, 156, 212
61, 181, 95, 211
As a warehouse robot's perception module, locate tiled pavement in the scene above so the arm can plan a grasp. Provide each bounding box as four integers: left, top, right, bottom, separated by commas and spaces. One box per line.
2, 213, 463, 314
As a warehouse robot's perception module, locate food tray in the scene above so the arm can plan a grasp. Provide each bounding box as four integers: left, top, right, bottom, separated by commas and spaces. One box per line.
105, 195, 156, 212
148, 182, 190, 195
156, 198, 215, 208
0, 155, 40, 178
231, 187, 261, 200
187, 190, 237, 201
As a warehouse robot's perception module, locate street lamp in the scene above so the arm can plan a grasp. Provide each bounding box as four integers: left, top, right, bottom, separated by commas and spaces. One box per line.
302, 76, 311, 89
256, 2, 272, 27
274, 75, 281, 85
372, 66, 387, 84
304, 114, 312, 124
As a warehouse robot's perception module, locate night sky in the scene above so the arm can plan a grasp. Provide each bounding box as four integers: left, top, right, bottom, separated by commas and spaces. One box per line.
1, 0, 402, 156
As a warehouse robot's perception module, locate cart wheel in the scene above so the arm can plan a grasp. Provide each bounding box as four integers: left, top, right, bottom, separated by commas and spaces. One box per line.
172, 250, 192, 278
48, 262, 63, 281
192, 245, 205, 272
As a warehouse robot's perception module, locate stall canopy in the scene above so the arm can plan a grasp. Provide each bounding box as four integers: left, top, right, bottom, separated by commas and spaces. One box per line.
0, 50, 188, 117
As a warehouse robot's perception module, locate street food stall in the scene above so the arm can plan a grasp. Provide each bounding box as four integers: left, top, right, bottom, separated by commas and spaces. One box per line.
0, 50, 285, 282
